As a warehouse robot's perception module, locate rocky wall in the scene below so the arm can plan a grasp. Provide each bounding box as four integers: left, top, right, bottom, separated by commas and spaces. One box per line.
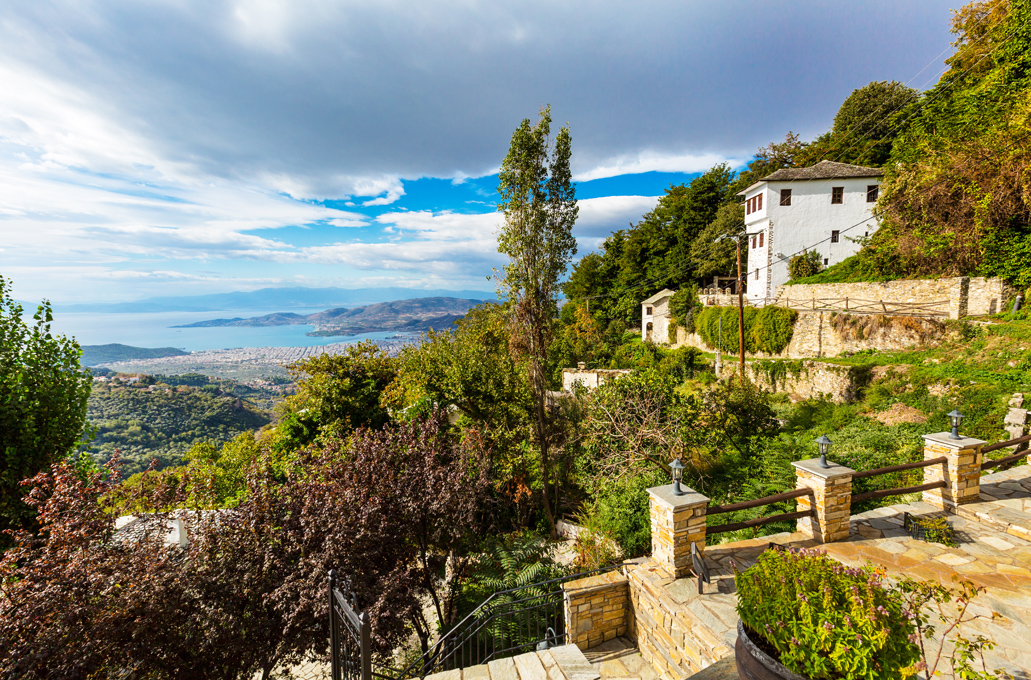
562, 571, 629, 650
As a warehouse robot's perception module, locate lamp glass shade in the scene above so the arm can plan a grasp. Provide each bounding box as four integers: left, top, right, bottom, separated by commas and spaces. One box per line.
816, 434, 832, 456
948, 410, 964, 428
669, 457, 685, 483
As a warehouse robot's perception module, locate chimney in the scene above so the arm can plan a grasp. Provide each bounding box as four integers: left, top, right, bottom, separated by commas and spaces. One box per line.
577, 362, 586, 370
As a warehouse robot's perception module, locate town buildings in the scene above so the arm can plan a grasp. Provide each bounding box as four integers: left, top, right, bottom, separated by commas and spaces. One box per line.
738, 160, 883, 305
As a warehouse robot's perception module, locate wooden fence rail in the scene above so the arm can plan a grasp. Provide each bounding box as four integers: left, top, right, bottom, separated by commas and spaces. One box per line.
774, 297, 950, 318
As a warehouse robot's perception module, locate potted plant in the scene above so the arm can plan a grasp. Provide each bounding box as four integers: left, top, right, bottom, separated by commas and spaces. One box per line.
734, 547, 920, 680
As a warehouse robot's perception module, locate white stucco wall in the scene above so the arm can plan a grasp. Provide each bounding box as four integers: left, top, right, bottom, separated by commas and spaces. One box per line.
641, 294, 672, 343
743, 177, 880, 305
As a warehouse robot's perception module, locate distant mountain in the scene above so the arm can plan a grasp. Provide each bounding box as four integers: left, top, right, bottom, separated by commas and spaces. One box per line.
81, 344, 189, 367
57, 286, 495, 313
172, 297, 487, 335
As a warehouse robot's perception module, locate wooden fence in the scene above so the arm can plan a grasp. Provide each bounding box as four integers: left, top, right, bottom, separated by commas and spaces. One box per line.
773, 297, 949, 318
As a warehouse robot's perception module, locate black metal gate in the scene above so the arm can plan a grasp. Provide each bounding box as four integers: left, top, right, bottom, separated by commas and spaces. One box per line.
329, 570, 372, 680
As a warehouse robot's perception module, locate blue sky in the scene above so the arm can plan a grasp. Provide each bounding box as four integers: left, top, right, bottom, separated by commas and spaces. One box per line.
0, 0, 959, 303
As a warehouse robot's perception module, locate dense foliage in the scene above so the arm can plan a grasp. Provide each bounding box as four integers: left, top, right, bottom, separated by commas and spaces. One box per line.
0, 275, 92, 547
695, 306, 798, 355
88, 378, 271, 476
735, 547, 919, 679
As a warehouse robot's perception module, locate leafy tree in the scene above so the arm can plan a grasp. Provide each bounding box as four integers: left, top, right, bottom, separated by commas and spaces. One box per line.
1, 411, 492, 679
689, 202, 746, 283
276, 341, 397, 450
0, 275, 92, 547
497, 105, 578, 537
831, 81, 918, 165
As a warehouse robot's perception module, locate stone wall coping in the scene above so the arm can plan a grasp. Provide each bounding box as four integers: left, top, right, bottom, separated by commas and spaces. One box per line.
791, 458, 855, 479
923, 432, 987, 448
647, 484, 710, 508
561, 569, 627, 593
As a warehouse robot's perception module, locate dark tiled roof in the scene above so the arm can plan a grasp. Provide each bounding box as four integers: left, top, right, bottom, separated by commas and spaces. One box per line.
761, 160, 883, 182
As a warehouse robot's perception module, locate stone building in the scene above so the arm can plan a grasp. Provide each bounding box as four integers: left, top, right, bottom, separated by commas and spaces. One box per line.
739, 160, 883, 305
640, 288, 675, 343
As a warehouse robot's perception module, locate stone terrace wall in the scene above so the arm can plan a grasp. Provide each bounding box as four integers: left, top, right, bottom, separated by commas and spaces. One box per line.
562, 571, 629, 650
625, 560, 734, 677
674, 310, 943, 360
719, 360, 867, 403
561, 368, 633, 392
774, 276, 1013, 320
968, 277, 1017, 316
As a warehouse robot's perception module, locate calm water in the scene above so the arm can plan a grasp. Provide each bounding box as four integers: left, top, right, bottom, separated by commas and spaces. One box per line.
42, 309, 413, 352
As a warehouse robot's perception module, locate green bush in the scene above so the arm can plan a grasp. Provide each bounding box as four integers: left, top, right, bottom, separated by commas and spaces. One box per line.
788, 251, 823, 280
695, 306, 797, 355
736, 547, 918, 679
585, 471, 665, 558
668, 287, 700, 333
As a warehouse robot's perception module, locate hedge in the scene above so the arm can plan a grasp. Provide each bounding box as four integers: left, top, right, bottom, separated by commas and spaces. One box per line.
695, 305, 798, 355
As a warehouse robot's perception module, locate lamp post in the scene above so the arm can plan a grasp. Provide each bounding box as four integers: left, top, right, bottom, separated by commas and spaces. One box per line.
670, 457, 686, 495
948, 410, 965, 440
816, 434, 832, 469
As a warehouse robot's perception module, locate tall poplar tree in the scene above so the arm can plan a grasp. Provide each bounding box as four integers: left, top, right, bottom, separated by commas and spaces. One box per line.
497, 106, 578, 537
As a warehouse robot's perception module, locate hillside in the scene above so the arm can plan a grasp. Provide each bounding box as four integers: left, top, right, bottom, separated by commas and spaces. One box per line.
81, 344, 188, 367
87, 375, 274, 475
60, 286, 494, 313
172, 296, 487, 335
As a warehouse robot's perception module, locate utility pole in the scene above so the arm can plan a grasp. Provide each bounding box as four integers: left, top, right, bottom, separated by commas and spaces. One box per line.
735, 236, 746, 379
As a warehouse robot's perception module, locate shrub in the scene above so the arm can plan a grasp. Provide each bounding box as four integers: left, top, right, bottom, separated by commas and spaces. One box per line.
789, 251, 823, 280
751, 306, 798, 354
668, 286, 700, 333
735, 547, 919, 679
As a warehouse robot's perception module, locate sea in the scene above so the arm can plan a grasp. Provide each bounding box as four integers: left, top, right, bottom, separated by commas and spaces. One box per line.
42, 309, 412, 352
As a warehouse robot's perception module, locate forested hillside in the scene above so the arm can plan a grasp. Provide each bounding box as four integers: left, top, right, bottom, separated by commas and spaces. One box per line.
87, 376, 272, 475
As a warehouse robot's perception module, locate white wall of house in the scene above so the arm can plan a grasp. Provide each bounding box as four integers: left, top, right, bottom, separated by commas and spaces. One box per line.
743, 177, 880, 305
641, 292, 673, 343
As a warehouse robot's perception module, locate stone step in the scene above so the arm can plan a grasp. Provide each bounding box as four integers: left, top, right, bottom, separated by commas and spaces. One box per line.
682, 657, 737, 680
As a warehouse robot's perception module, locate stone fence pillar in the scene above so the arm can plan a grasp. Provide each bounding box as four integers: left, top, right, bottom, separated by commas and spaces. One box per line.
922, 433, 986, 510
562, 570, 629, 650
792, 459, 854, 543
647, 484, 709, 578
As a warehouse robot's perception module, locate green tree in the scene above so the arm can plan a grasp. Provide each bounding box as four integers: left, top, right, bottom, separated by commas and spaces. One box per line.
690, 202, 746, 282
497, 105, 578, 537
831, 81, 918, 165
0, 275, 91, 546
788, 251, 824, 280
275, 341, 397, 451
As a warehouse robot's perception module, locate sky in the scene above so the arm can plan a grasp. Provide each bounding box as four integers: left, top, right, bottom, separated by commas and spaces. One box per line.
0, 0, 960, 304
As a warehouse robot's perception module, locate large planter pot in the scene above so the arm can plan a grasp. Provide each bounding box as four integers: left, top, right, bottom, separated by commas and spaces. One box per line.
735, 621, 809, 680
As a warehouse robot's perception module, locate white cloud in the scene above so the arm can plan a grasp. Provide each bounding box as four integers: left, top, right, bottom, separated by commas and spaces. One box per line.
574, 151, 745, 182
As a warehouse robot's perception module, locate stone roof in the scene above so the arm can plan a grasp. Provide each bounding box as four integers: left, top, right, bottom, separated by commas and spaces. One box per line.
761, 160, 883, 182
642, 288, 676, 305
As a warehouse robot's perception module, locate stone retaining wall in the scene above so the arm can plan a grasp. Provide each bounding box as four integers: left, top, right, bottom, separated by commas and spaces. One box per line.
625, 561, 733, 677
720, 360, 868, 403
775, 276, 1014, 320
561, 368, 633, 392
674, 310, 943, 360
562, 571, 629, 650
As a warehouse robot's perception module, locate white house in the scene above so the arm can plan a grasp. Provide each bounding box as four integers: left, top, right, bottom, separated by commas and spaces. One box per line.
641, 288, 675, 343
738, 160, 883, 305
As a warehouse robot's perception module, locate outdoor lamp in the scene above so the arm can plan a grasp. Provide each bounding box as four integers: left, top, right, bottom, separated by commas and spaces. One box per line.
670, 457, 686, 496
816, 434, 832, 469
948, 410, 965, 440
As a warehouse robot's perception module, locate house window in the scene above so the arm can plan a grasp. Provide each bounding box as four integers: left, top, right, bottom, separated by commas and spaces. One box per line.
759, 232, 764, 247
831, 187, 843, 204
755, 268, 759, 280
751, 236, 756, 249
867, 185, 879, 202
831, 230, 840, 243
780, 189, 791, 206
745, 198, 751, 214
646, 306, 652, 315
757, 193, 762, 210
824, 258, 829, 266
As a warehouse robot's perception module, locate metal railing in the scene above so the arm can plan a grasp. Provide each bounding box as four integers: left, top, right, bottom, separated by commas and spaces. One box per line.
981, 433, 1031, 471
390, 564, 622, 680
849, 457, 946, 507
706, 488, 814, 535
330, 570, 373, 680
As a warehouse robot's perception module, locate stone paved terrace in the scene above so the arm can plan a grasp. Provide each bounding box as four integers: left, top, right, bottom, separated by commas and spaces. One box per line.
691, 465, 1031, 676
424, 640, 651, 680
